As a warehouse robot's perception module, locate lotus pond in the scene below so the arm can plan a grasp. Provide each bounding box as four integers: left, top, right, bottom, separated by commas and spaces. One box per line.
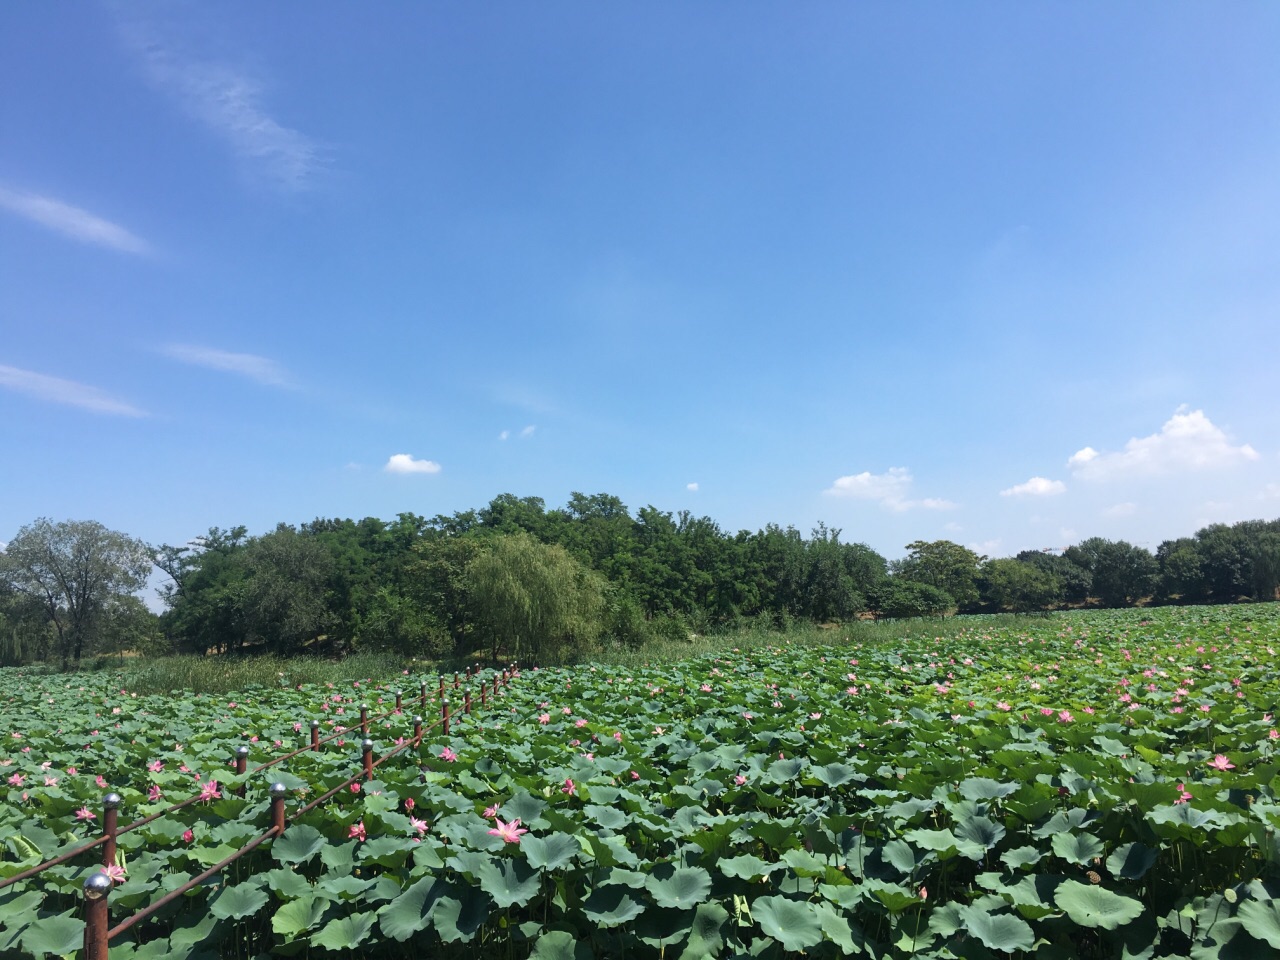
3, 604, 1280, 959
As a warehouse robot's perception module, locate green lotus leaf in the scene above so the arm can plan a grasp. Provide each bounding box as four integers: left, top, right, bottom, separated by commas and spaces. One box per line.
584, 804, 629, 830
753, 896, 824, 952
272, 895, 325, 940
430, 883, 491, 943
958, 777, 1020, 801
21, 910, 84, 958
521, 832, 580, 872
647, 865, 712, 909
1055, 879, 1144, 929
678, 901, 729, 960
501, 791, 548, 824
718, 854, 776, 880
583, 885, 647, 926
1236, 899, 1280, 949
1106, 842, 1159, 880
1000, 845, 1045, 871
317, 873, 373, 901
272, 824, 326, 864
813, 762, 857, 787
209, 881, 269, 920
476, 857, 541, 909
955, 815, 1006, 852
530, 930, 594, 960
957, 904, 1035, 952
379, 875, 447, 942
1052, 831, 1105, 864
311, 912, 376, 951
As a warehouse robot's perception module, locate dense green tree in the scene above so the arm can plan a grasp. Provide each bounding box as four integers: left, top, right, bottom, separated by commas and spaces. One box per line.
892, 540, 985, 613
881, 580, 953, 618
1065, 538, 1157, 607
981, 557, 1060, 612
466, 530, 606, 664
0, 518, 152, 668
1015, 550, 1090, 605
238, 525, 338, 655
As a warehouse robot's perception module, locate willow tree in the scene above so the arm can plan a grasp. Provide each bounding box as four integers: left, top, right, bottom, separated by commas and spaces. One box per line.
466, 530, 605, 664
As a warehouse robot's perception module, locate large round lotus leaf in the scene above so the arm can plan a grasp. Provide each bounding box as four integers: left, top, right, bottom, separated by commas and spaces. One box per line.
271, 824, 326, 864
1052, 831, 1105, 865
1106, 842, 1159, 880
530, 931, 593, 960
1054, 880, 1144, 930
752, 896, 824, 952
646, 866, 712, 909
209, 881, 269, 920
1236, 899, 1280, 949
957, 905, 1035, 952
583, 885, 647, 926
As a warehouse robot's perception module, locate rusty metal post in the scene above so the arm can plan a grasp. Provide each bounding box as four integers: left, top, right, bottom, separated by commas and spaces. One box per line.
453, 672, 460, 690
83, 872, 112, 960
360, 704, 369, 737
362, 740, 374, 781
395, 689, 403, 712
464, 690, 471, 715
480, 684, 487, 709
438, 676, 444, 698
413, 715, 423, 742
442, 698, 450, 736
234, 745, 250, 797
101, 793, 121, 870
465, 664, 471, 679
310, 719, 320, 751
420, 681, 427, 708
269, 783, 287, 836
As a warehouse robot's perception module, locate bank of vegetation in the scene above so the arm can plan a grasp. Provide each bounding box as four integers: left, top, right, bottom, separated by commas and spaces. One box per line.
1, 494, 1278, 669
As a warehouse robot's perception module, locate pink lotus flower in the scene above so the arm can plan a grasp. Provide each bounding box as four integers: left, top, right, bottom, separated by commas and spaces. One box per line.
409, 816, 429, 836
1175, 783, 1193, 804
350, 783, 361, 793
734, 775, 747, 785
103, 863, 126, 884
562, 778, 576, 796
7, 773, 24, 787
44, 776, 58, 787
630, 771, 640, 780
148, 760, 164, 773
440, 747, 458, 762
487, 817, 527, 844
484, 804, 499, 818
75, 806, 96, 821
199, 780, 222, 803
612, 731, 622, 742
574, 719, 587, 728
349, 821, 367, 841
148, 785, 163, 801
182, 829, 194, 843
538, 713, 551, 724
95, 775, 107, 788
1208, 754, 1235, 772
405, 797, 415, 811
66, 766, 77, 776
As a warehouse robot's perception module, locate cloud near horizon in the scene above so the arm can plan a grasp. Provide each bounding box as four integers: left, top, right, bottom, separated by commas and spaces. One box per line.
1068, 408, 1258, 481
159, 344, 295, 388
0, 364, 147, 417
825, 467, 956, 512
383, 454, 441, 475
0, 186, 149, 254
1001, 476, 1066, 497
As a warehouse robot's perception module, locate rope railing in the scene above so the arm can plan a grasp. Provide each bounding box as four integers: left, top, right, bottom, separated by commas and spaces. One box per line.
66, 665, 517, 960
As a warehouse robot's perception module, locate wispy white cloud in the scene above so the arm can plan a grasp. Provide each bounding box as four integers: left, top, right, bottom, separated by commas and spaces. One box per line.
0, 187, 149, 254
520, 425, 537, 439
383, 454, 441, 475
0, 364, 147, 417
1103, 502, 1137, 517
686, 482, 699, 492
1001, 476, 1066, 498
118, 17, 323, 190
160, 344, 295, 388
824, 467, 955, 512
1068, 408, 1258, 480
498, 430, 510, 441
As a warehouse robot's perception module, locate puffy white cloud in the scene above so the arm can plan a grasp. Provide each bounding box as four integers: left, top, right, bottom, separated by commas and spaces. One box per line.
1000, 476, 1066, 497
0, 364, 146, 416
520, 425, 536, 438
1068, 409, 1257, 480
160, 344, 294, 387
686, 482, 699, 492
383, 454, 441, 475
0, 187, 150, 254
825, 467, 954, 511
498, 430, 510, 441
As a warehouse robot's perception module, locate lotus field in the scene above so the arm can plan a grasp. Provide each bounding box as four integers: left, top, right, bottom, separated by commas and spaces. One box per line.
4, 605, 1280, 959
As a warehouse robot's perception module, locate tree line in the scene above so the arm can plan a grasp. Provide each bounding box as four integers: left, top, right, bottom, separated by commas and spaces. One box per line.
1, 496, 1278, 668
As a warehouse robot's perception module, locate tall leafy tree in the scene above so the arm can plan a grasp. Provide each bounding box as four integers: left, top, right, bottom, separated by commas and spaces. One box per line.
1064, 538, 1157, 607
0, 518, 152, 668
893, 540, 985, 612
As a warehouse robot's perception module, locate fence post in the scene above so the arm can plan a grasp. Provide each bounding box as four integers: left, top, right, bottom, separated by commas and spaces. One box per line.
464, 690, 471, 715
453, 672, 460, 690
234, 746, 249, 797
480, 684, 487, 710
360, 704, 369, 737
101, 793, 121, 871
438, 676, 444, 699
395, 689, 403, 712
310, 719, 320, 751
83, 872, 112, 960
442, 698, 450, 736
413, 715, 423, 743
419, 681, 427, 708
269, 783, 288, 836
362, 740, 375, 781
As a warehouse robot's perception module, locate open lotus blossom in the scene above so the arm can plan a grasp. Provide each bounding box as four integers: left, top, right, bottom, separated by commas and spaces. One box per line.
562, 778, 576, 795
409, 816, 429, 836
199, 780, 222, 803
484, 804, 499, 818
1208, 754, 1235, 771
349, 821, 367, 841
75, 806, 96, 821
148, 785, 163, 801
487, 817, 528, 844
1175, 783, 1193, 804
440, 747, 458, 762
103, 863, 127, 884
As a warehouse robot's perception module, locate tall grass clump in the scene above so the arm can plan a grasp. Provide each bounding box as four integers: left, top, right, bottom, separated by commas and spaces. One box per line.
121, 652, 410, 696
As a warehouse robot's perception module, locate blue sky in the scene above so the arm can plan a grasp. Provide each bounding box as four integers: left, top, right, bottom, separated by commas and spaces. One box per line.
3, 3, 1278, 576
